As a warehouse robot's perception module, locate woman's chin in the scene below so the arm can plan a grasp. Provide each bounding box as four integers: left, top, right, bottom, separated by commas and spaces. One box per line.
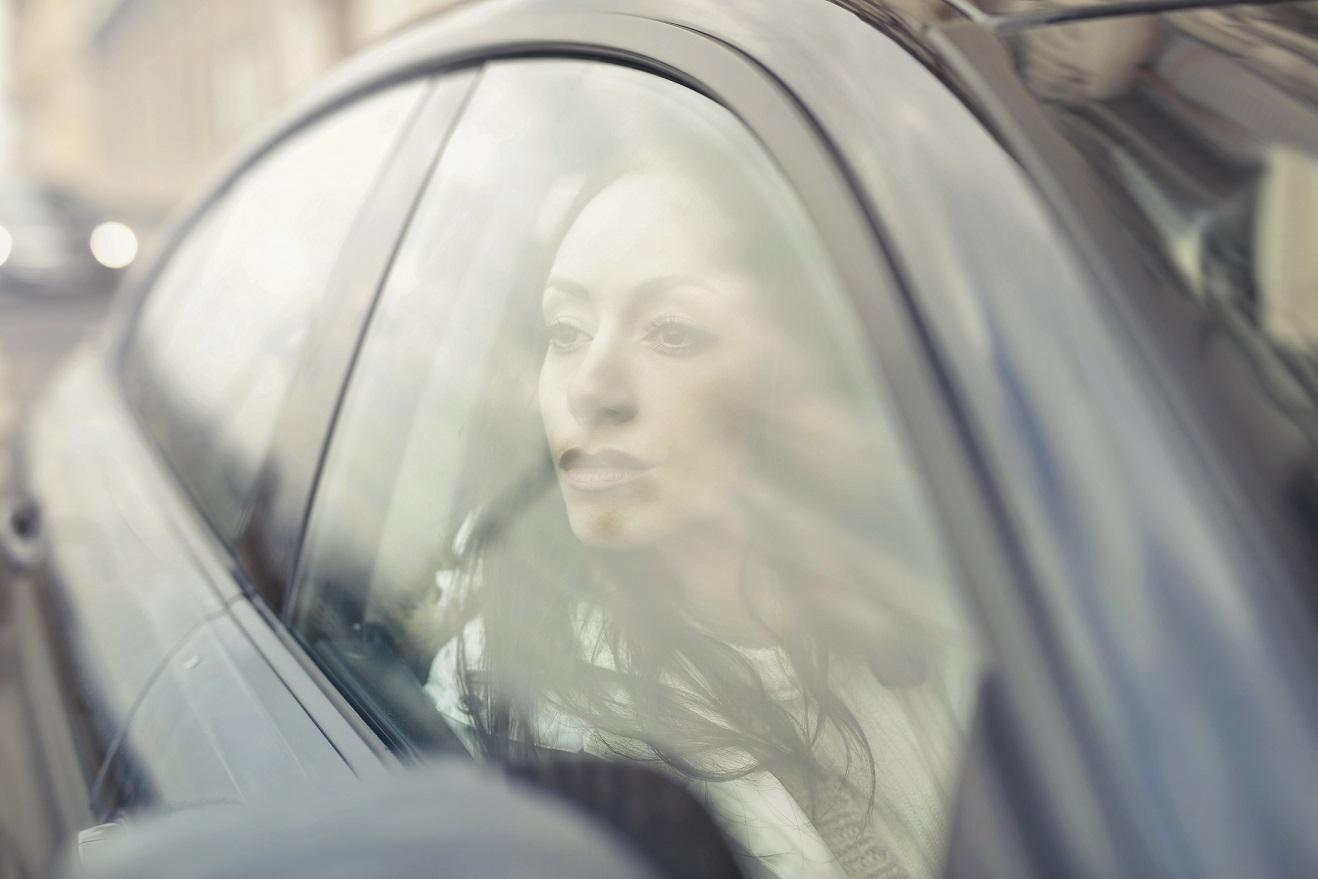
566, 505, 673, 549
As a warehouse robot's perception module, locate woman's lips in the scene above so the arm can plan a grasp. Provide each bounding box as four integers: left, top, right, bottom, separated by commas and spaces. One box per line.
558, 448, 654, 490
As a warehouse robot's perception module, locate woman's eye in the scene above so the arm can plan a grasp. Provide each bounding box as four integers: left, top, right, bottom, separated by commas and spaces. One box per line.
645, 318, 715, 355
546, 320, 589, 351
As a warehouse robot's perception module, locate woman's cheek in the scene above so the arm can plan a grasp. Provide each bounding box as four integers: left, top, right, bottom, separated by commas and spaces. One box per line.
671, 376, 757, 474
537, 362, 569, 444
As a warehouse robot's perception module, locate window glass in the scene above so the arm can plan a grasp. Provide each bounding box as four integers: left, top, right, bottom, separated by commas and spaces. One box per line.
295, 61, 979, 879
1011, 9, 1318, 452
125, 81, 426, 540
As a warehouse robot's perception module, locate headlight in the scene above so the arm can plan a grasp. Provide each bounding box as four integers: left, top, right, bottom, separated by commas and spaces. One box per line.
0, 226, 11, 267
90, 221, 138, 269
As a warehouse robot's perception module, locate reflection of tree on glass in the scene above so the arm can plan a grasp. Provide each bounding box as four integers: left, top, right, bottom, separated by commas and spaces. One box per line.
421, 83, 975, 879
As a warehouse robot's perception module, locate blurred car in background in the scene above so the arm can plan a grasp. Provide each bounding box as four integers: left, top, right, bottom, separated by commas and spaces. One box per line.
2, 0, 1318, 878
0, 178, 137, 298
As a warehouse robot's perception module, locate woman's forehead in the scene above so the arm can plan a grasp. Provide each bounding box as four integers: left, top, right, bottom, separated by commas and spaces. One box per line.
549, 172, 753, 283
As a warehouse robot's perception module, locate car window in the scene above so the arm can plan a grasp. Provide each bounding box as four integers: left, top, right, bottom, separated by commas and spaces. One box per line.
122, 81, 427, 541
293, 60, 981, 879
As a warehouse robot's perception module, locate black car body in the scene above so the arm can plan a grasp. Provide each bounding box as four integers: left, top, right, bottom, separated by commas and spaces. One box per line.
4, 0, 1318, 877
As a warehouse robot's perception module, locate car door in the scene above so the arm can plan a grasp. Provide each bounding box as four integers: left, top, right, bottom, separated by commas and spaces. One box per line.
1, 71, 474, 876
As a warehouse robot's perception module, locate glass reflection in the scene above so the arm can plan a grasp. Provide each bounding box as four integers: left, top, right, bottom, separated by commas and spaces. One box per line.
1006, 5, 1318, 575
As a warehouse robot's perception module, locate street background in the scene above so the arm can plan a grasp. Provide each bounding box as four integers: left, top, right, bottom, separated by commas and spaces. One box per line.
0, 294, 108, 482
0, 0, 476, 474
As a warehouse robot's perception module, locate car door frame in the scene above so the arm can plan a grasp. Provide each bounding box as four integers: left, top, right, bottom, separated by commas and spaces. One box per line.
238, 0, 1033, 847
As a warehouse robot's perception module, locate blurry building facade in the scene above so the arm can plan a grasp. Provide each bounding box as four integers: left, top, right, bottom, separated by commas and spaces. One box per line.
9, 0, 460, 227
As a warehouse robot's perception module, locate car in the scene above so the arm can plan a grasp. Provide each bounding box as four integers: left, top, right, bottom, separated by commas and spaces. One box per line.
0, 178, 136, 298
3, 0, 1318, 877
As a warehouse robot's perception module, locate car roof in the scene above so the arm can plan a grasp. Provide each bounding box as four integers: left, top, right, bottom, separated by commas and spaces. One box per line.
282, 0, 1316, 156
186, 0, 1306, 176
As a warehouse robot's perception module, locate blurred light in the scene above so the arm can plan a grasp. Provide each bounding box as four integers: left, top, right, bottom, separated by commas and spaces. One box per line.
90, 221, 138, 269
0, 226, 10, 267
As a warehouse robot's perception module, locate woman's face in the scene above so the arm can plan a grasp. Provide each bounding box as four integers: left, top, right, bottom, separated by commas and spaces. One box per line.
538, 172, 776, 548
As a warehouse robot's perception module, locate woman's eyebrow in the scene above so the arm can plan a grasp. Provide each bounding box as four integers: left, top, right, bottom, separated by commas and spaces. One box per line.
544, 278, 591, 301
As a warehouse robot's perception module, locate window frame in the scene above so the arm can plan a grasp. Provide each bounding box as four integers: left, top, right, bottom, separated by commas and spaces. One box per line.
277, 11, 1017, 773
98, 0, 1023, 816
109, 74, 478, 612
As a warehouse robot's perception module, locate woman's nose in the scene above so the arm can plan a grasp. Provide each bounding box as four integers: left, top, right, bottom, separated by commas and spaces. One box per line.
568, 335, 637, 426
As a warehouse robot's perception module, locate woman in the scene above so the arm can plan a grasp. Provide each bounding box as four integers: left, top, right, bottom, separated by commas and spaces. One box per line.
420, 90, 975, 879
